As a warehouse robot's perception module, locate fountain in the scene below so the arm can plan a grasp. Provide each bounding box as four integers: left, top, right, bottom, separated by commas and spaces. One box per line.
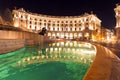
0, 41, 96, 80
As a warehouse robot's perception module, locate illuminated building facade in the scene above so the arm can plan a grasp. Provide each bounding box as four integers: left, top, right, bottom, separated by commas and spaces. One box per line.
12, 8, 101, 40
115, 4, 120, 40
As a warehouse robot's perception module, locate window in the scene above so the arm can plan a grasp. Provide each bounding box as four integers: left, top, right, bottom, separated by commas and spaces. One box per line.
57, 21, 59, 23
70, 24, 73, 26
25, 16, 27, 19
35, 26, 37, 30
44, 20, 46, 22
57, 24, 59, 26
79, 28, 81, 31
75, 28, 76, 31
48, 23, 50, 26
66, 28, 68, 31
21, 15, 23, 18
79, 20, 81, 23
44, 23, 46, 26
86, 18, 89, 21
79, 24, 81, 26
53, 27, 55, 31
62, 28, 63, 31
57, 28, 59, 31
75, 24, 77, 26
53, 24, 55, 26
48, 20, 51, 22
39, 19, 42, 21
35, 22, 37, 25
71, 28, 72, 31
35, 18, 37, 21
39, 23, 41, 25
74, 21, 77, 23
30, 25, 31, 28
86, 23, 88, 25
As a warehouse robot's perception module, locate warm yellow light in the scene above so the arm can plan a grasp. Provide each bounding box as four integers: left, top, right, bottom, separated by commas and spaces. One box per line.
48, 33, 51, 36
79, 33, 82, 37
85, 33, 89, 37
61, 42, 64, 45
14, 22, 19, 27
52, 33, 55, 36
50, 48, 53, 52
57, 43, 59, 46
57, 33, 59, 36
55, 48, 58, 51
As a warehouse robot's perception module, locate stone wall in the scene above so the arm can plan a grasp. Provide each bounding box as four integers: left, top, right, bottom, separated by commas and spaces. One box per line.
0, 39, 25, 54
0, 30, 45, 54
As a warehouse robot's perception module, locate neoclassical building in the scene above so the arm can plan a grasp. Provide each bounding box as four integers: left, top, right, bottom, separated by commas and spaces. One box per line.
12, 8, 101, 40
114, 4, 120, 40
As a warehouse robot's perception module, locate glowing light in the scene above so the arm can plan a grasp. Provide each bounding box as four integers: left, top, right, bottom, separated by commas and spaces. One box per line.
50, 48, 53, 52
57, 43, 60, 46
85, 33, 89, 37
52, 33, 55, 37
79, 33, 82, 37
55, 48, 58, 51
70, 42, 73, 46
48, 33, 51, 36
57, 33, 59, 36
59, 48, 62, 51
61, 42, 64, 46
14, 22, 19, 27
52, 43, 55, 46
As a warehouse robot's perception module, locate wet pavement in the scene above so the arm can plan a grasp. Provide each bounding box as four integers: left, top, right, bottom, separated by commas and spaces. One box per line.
100, 43, 120, 58
84, 43, 120, 80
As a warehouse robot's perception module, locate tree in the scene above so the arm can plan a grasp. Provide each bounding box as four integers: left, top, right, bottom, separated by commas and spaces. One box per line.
3, 8, 13, 22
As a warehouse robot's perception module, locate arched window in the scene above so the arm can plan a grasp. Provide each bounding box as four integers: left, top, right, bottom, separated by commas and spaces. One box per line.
70, 28, 72, 31
57, 28, 59, 31
75, 28, 76, 31
74, 21, 77, 23
21, 15, 23, 18
70, 21, 72, 23
62, 28, 63, 31
35, 26, 37, 30
39, 23, 41, 25
86, 18, 89, 21
30, 25, 31, 28
35, 18, 37, 21
79, 28, 81, 31
53, 27, 55, 31
39, 19, 42, 21
57, 21, 59, 23
44, 20, 46, 22
35, 22, 37, 25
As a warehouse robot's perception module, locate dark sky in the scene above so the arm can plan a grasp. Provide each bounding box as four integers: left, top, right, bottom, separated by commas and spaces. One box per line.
0, 0, 120, 29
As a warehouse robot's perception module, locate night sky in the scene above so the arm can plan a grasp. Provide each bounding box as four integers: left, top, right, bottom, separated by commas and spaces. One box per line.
0, 0, 120, 29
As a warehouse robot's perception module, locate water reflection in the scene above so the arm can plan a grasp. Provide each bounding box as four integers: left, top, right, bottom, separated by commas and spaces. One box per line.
16, 41, 96, 67
0, 41, 96, 80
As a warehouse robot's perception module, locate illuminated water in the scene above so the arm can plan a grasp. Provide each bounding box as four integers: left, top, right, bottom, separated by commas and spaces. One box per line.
0, 41, 96, 80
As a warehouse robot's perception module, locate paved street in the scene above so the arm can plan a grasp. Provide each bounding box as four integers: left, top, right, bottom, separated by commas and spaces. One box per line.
100, 43, 120, 58
84, 43, 120, 80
